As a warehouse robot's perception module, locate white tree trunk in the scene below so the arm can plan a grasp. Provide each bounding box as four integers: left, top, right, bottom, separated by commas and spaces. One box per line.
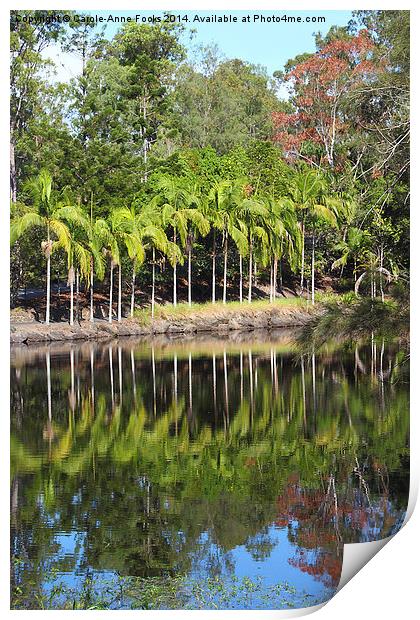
311, 233, 315, 305
212, 232, 216, 304
300, 222, 305, 296
223, 234, 228, 304
46, 255, 51, 325
76, 269, 80, 324
130, 264, 136, 318
239, 254, 243, 303
248, 236, 253, 303
69, 277, 74, 326
152, 247, 156, 318
90, 258, 94, 322
173, 262, 177, 307
269, 261, 273, 302
273, 257, 278, 300
118, 263, 122, 322
109, 263, 114, 324
173, 230, 177, 307
188, 248, 192, 306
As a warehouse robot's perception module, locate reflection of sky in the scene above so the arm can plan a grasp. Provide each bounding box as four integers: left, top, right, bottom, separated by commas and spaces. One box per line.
46, 522, 334, 609
189, 525, 333, 606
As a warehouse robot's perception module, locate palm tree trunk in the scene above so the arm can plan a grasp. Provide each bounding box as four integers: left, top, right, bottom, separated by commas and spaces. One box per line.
118, 263, 122, 322
152, 247, 156, 318
223, 233, 228, 304
188, 247, 192, 306
300, 221, 305, 296
131, 263, 136, 318
90, 256, 94, 322
109, 262, 114, 324
273, 257, 278, 300
69, 273, 74, 326
212, 230, 216, 304
248, 235, 253, 303
76, 269, 80, 324
173, 230, 177, 307
311, 232, 315, 305
46, 226, 51, 325
239, 254, 243, 303
270, 261, 273, 302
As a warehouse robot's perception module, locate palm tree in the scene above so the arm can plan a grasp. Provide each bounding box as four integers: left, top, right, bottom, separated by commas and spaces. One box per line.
235, 194, 268, 303
264, 197, 302, 300
55, 203, 94, 325
112, 201, 171, 318
332, 226, 370, 290
288, 170, 337, 304
185, 189, 210, 306
10, 170, 71, 324
208, 180, 248, 304
108, 210, 138, 323
63, 223, 91, 325
98, 220, 119, 324
158, 177, 208, 307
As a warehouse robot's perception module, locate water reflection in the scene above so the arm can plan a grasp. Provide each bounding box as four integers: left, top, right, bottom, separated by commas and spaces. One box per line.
10, 333, 409, 609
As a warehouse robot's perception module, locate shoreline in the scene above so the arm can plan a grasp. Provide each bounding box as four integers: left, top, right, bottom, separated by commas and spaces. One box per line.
10, 305, 313, 345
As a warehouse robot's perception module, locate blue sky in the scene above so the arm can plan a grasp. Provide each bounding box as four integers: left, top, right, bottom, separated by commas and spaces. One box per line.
48, 10, 353, 88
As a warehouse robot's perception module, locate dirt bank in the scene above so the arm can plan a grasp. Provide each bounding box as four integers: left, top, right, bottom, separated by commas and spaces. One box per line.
10, 305, 314, 345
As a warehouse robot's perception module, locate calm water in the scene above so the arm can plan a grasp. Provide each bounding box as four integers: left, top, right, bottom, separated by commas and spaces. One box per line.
10, 332, 409, 609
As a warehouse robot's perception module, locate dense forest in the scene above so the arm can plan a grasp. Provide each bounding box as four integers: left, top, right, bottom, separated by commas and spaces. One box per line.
10, 10, 409, 325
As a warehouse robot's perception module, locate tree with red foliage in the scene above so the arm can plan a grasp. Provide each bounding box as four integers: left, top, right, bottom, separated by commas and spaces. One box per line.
273, 30, 381, 168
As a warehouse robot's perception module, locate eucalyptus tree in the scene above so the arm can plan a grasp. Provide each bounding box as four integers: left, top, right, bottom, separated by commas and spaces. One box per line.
158, 176, 208, 307
10, 170, 71, 324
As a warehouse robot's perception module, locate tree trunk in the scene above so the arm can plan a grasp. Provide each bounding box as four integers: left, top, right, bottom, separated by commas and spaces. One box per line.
248, 235, 253, 303
273, 257, 278, 300
152, 247, 156, 318
311, 232, 315, 305
379, 246, 384, 302
223, 233, 228, 304
300, 221, 305, 296
45, 225, 51, 325
239, 254, 243, 303
131, 263, 136, 318
118, 263, 122, 322
10, 141, 17, 203
173, 230, 177, 307
188, 247, 192, 306
109, 263, 114, 324
69, 271, 74, 326
269, 261, 273, 302
90, 257, 94, 322
76, 269, 80, 324
212, 230, 216, 304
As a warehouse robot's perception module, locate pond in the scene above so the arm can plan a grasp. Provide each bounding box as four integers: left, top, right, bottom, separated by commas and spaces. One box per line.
10, 331, 409, 610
